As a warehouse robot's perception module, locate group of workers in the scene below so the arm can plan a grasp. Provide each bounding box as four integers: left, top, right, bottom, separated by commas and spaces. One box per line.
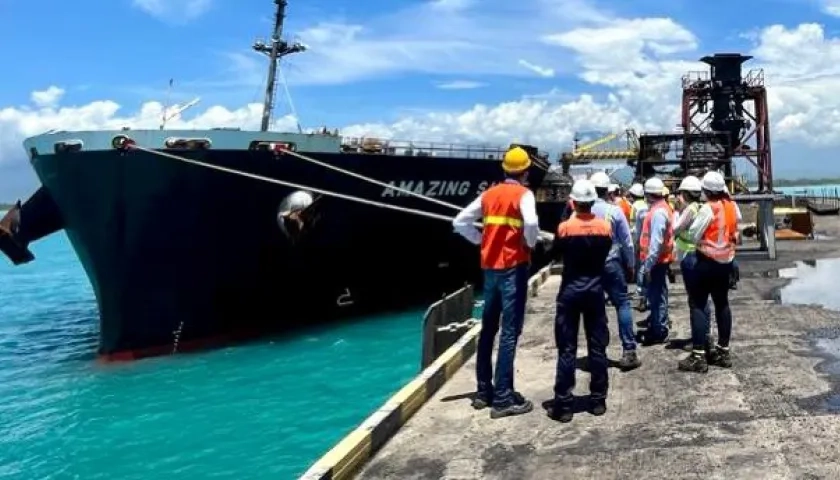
452, 146, 740, 423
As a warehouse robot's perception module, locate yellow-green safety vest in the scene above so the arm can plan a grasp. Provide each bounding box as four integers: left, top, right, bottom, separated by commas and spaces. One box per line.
674, 202, 701, 254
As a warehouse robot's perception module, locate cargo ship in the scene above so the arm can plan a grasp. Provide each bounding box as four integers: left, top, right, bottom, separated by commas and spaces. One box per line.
0, 0, 568, 360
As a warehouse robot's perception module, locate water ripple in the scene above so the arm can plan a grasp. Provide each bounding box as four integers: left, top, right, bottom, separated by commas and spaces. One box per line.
0, 233, 423, 479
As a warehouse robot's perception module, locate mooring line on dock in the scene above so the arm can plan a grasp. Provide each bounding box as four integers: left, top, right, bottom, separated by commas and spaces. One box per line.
125, 143, 463, 224
279, 147, 465, 211
121, 141, 555, 236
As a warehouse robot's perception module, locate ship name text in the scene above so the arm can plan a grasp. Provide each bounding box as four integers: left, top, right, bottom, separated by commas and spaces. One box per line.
381, 180, 497, 198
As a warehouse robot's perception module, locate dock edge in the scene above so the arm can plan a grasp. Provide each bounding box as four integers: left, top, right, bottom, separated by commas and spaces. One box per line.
299, 264, 555, 480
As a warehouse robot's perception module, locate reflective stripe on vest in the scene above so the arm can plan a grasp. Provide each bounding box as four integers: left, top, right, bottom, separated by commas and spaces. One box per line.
697, 200, 737, 263
674, 202, 700, 254
484, 215, 523, 227
480, 182, 531, 269
639, 201, 674, 264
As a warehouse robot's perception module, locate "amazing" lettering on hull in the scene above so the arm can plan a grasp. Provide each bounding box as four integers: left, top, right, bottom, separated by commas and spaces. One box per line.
381, 180, 495, 198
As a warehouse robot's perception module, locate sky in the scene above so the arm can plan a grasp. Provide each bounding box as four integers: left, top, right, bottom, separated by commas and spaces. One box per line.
3, 0, 840, 199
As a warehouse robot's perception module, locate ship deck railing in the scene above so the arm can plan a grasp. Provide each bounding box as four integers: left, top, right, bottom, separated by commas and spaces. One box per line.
340, 137, 510, 160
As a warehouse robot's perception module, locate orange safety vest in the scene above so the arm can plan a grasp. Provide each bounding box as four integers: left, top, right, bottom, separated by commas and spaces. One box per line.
698, 199, 738, 262
617, 197, 631, 221
480, 182, 531, 270
639, 200, 674, 264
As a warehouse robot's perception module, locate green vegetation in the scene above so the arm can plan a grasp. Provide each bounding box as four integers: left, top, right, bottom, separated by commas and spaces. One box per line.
774, 178, 840, 187
0, 203, 14, 210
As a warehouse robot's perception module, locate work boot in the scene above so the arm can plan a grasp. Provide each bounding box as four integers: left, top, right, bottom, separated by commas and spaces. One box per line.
638, 329, 669, 346
619, 350, 641, 371
678, 352, 709, 373
589, 398, 607, 416
490, 393, 533, 419
708, 346, 732, 368
667, 268, 677, 284
547, 401, 573, 423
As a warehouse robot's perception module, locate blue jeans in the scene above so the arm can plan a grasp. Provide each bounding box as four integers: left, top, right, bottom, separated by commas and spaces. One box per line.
646, 263, 669, 339
476, 264, 529, 408
554, 277, 609, 405
688, 254, 734, 349
603, 260, 636, 351
681, 252, 711, 319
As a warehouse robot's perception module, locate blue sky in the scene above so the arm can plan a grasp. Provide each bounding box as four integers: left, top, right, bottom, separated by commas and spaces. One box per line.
3, 0, 840, 198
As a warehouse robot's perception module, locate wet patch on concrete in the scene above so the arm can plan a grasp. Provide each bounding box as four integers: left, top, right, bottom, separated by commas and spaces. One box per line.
779, 258, 840, 310
799, 327, 840, 413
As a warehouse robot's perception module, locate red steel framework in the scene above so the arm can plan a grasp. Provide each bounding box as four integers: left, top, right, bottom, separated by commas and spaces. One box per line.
680, 55, 773, 192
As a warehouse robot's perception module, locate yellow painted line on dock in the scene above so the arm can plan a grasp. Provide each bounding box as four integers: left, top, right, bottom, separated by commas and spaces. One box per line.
299, 264, 554, 480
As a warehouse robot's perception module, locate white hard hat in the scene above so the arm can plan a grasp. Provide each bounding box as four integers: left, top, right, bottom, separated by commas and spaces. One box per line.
701, 171, 726, 192
589, 171, 611, 189
629, 183, 644, 197
570, 179, 597, 203
678, 175, 702, 192
644, 177, 665, 195
608, 183, 619, 193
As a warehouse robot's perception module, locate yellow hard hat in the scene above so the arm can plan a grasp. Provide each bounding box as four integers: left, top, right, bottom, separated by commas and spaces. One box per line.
502, 147, 531, 173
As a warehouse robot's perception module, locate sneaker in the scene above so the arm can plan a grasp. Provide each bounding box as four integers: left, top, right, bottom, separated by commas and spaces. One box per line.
708, 347, 732, 368
471, 395, 491, 410
589, 398, 607, 416
472, 391, 525, 410
618, 350, 641, 371
678, 352, 709, 373
490, 398, 533, 419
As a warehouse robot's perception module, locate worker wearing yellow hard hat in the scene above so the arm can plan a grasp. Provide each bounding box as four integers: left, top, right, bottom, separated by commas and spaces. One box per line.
502, 146, 532, 173
451, 144, 548, 419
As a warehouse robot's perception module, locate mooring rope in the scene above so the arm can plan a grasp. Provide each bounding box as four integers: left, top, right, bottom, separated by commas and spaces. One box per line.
117, 138, 554, 239
125, 143, 464, 224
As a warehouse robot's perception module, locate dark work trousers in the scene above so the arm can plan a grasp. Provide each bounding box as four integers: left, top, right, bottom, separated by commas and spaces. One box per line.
680, 252, 711, 319
553, 278, 610, 407
475, 263, 529, 408
687, 253, 734, 350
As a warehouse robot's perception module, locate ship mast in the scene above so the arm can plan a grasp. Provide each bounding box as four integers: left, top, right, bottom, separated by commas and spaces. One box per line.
253, 0, 306, 132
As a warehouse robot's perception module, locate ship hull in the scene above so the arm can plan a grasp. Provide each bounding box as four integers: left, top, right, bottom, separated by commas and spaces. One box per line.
24, 130, 554, 359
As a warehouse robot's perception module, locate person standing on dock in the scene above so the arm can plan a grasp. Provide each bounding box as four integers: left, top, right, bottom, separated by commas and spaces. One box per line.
589, 172, 640, 370
636, 177, 673, 345
628, 183, 647, 237
723, 184, 742, 290
673, 176, 710, 327
547, 179, 613, 422
678, 171, 738, 373
451, 146, 544, 418
628, 183, 648, 309
614, 185, 632, 223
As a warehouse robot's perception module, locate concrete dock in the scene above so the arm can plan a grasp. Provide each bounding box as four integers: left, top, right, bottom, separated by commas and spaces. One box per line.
357, 217, 840, 479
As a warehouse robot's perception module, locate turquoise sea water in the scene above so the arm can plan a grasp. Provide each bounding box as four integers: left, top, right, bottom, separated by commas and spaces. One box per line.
0, 231, 425, 479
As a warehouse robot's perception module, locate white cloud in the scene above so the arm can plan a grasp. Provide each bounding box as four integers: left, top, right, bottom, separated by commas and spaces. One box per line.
7, 13, 840, 186
132, 0, 211, 22
518, 60, 555, 78
435, 80, 486, 89
821, 0, 840, 16
30, 86, 64, 108
273, 0, 604, 86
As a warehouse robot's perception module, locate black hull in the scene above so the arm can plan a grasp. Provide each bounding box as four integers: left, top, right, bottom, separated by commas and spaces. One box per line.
28, 146, 555, 359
